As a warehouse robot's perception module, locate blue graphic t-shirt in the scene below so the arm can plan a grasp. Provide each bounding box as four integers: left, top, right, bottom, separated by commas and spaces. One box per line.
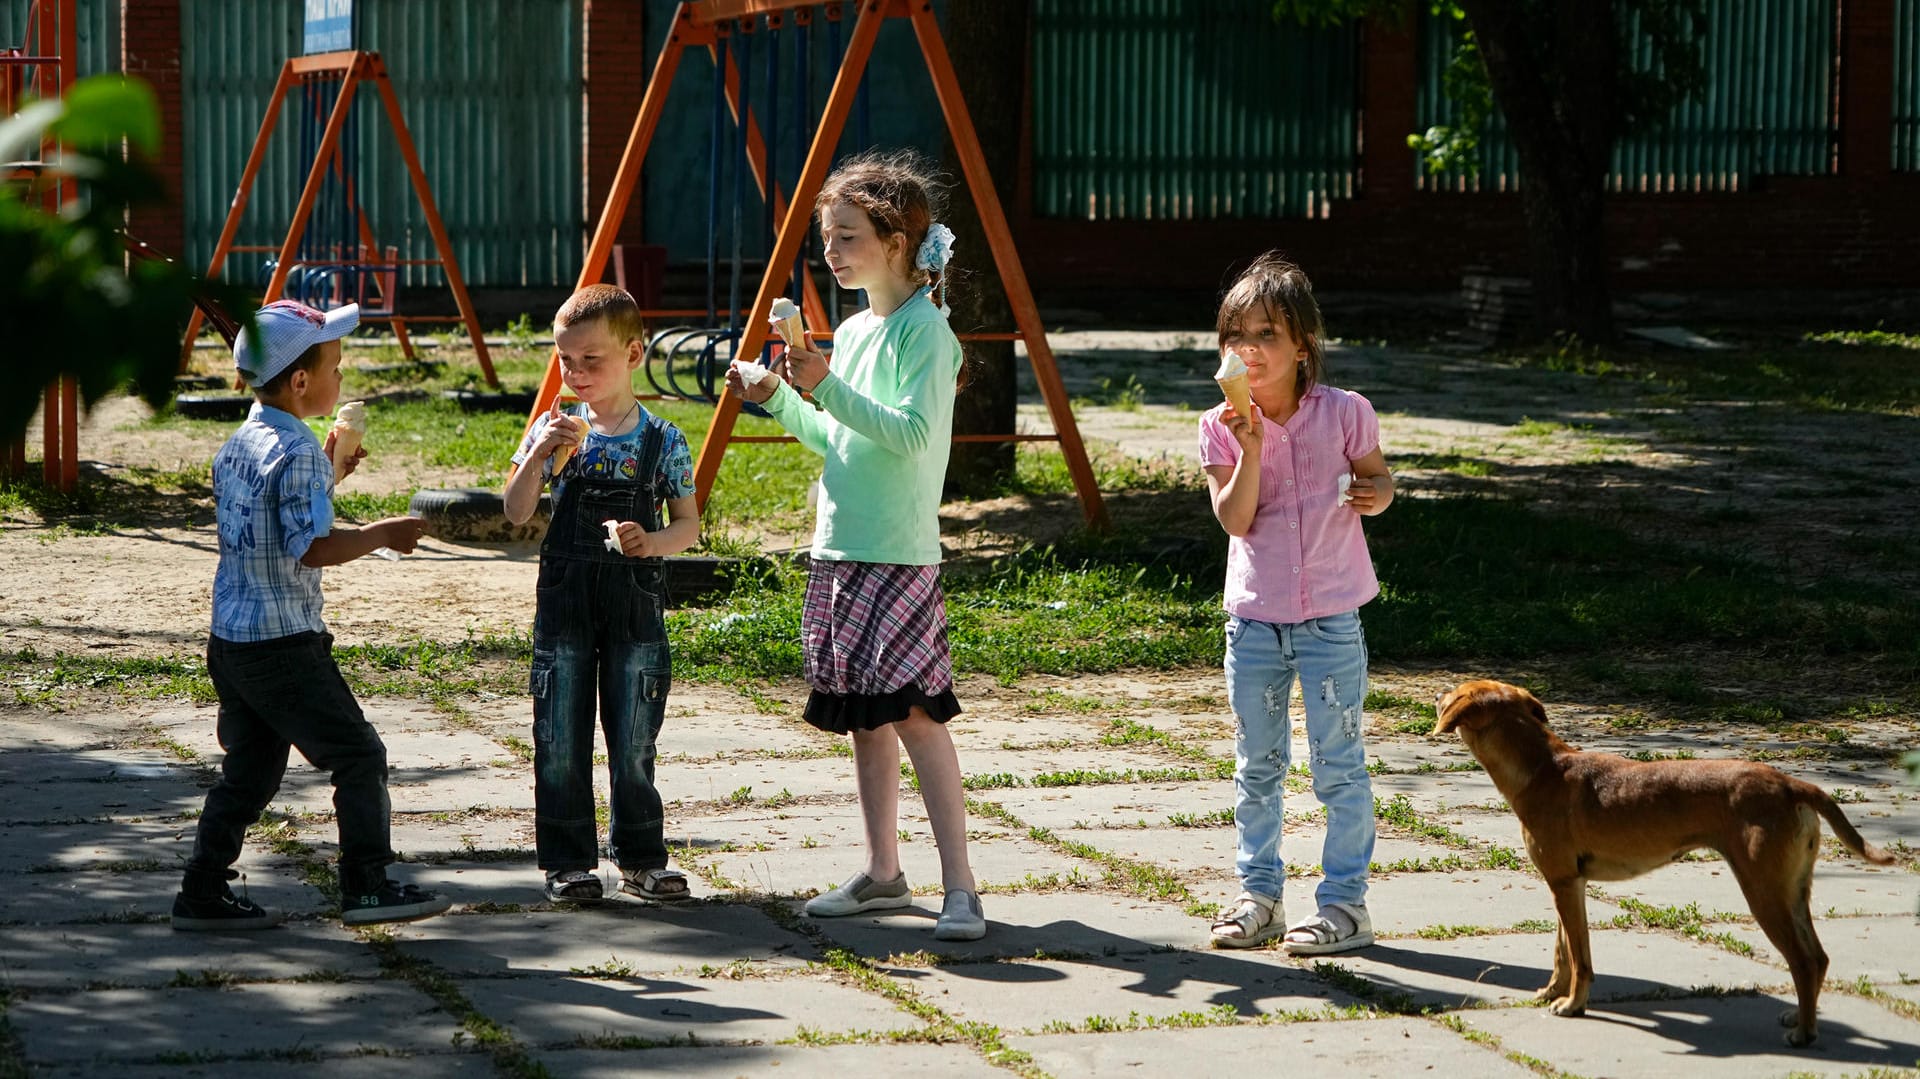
511, 402, 696, 505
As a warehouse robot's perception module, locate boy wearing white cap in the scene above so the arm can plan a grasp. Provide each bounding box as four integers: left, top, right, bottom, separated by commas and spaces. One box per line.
172, 300, 451, 930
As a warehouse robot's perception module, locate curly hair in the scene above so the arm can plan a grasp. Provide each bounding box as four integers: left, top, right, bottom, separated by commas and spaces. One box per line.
815, 149, 948, 291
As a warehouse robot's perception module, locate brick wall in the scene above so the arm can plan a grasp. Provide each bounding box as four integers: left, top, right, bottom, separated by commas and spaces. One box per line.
582, 0, 650, 275
120, 0, 183, 258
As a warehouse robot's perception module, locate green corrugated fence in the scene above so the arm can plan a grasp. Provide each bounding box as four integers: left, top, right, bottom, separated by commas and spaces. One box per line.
1897, 0, 1920, 170
1418, 0, 1838, 192
1031, 0, 1358, 220
1, 0, 117, 79
179, 0, 581, 289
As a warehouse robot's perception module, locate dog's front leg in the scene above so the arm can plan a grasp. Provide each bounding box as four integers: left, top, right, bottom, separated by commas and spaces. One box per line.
1544, 877, 1592, 1016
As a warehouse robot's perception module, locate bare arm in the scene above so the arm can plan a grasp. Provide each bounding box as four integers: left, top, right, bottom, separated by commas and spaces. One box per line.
609, 493, 701, 559
301, 516, 425, 567
1345, 446, 1394, 516
1205, 406, 1264, 537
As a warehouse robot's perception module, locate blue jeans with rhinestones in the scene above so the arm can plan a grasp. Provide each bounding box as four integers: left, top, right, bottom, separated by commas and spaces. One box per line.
1223, 609, 1375, 908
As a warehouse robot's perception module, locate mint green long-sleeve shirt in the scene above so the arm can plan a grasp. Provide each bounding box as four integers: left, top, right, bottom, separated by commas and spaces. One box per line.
763, 289, 960, 565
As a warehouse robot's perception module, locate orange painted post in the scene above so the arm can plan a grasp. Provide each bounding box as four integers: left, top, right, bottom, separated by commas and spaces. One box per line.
690, 0, 887, 508
909, 1, 1106, 529
369, 59, 495, 385
525, 6, 703, 436
179, 61, 297, 370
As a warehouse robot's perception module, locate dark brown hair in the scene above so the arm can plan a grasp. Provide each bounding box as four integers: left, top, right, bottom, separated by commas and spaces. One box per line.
555, 283, 645, 348
1215, 252, 1325, 394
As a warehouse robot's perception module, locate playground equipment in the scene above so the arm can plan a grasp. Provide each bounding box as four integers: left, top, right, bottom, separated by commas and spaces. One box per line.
2, 0, 78, 491
533, 0, 1108, 529
178, 48, 498, 387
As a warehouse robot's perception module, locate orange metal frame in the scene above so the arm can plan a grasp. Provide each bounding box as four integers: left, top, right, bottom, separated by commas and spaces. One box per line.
1, 0, 78, 491
531, 0, 1107, 529
179, 50, 497, 387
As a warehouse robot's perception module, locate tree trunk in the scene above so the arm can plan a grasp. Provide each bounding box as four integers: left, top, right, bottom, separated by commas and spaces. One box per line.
940, 0, 1028, 496
1459, 0, 1618, 341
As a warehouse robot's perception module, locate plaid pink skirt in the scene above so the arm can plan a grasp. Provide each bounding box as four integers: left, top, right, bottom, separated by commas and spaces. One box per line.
800, 559, 961, 733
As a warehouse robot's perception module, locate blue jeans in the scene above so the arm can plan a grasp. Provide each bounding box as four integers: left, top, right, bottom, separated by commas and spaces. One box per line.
1223, 609, 1375, 907
530, 558, 671, 874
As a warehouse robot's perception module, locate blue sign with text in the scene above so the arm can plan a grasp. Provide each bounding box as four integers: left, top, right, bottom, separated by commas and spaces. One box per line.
303, 0, 354, 55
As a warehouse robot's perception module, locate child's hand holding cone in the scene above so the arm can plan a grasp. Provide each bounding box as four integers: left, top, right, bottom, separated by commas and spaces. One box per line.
1214, 347, 1252, 419
544, 400, 590, 475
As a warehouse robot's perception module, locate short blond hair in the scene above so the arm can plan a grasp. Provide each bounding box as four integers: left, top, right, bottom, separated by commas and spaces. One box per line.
554, 284, 644, 347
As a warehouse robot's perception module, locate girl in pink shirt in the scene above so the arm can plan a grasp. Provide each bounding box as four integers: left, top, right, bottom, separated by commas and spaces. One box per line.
1197, 253, 1394, 953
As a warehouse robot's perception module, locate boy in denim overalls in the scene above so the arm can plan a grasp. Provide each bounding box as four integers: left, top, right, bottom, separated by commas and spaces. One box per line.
504, 285, 701, 904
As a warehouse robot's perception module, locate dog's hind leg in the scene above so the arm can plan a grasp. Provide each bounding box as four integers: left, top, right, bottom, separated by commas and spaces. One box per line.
1544, 876, 1592, 1016
1731, 808, 1828, 1047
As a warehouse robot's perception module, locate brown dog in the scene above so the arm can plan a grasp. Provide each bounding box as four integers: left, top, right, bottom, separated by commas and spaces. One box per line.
1434, 679, 1895, 1046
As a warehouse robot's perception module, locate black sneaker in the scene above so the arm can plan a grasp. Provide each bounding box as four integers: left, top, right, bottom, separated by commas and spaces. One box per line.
340, 880, 453, 926
171, 888, 283, 931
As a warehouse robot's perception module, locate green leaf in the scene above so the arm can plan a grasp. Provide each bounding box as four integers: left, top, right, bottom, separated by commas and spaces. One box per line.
51, 76, 162, 155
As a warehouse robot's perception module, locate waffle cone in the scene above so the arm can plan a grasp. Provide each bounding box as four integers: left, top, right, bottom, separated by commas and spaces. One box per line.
329, 427, 361, 485
1215, 372, 1252, 418
551, 414, 590, 474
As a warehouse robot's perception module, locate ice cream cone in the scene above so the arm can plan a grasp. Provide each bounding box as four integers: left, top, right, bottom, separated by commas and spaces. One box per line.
329, 400, 367, 485
550, 409, 590, 475
1214, 350, 1252, 418
767, 297, 823, 410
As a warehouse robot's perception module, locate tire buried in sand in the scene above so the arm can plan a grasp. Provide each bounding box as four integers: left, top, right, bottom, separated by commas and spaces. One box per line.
408, 488, 548, 544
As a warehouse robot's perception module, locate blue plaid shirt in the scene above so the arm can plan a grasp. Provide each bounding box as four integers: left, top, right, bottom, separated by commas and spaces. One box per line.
210, 403, 335, 642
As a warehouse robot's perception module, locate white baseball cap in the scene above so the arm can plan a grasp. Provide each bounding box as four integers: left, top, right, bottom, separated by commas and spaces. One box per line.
234, 300, 359, 385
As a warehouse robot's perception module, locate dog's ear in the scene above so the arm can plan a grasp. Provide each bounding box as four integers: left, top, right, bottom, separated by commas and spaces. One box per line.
1434, 680, 1491, 735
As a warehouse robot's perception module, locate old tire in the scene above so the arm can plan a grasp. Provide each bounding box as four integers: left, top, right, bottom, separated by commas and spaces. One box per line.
408, 487, 549, 544
172, 394, 253, 421
442, 388, 536, 414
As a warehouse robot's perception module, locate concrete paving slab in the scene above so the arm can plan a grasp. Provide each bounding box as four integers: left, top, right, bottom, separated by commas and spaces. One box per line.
1008, 1018, 1538, 1078
1425, 807, 1528, 851
382, 812, 536, 859
1353, 871, 1622, 936
1590, 859, 1917, 918
384, 904, 814, 976
1464, 992, 1920, 1077
658, 756, 856, 806
660, 713, 844, 761
801, 891, 1208, 961
529, 1042, 987, 1077
1061, 826, 1463, 885
671, 802, 1015, 851
957, 745, 1195, 781
0, 748, 199, 786
31, 1055, 489, 1079
0, 921, 381, 989
704, 832, 1099, 897
0, 819, 195, 874
1722, 915, 1920, 984
10, 981, 462, 1064
0, 776, 206, 823
465, 969, 923, 1046
0, 863, 322, 925
978, 781, 1227, 831
1318, 929, 1788, 1011
886, 950, 1362, 1030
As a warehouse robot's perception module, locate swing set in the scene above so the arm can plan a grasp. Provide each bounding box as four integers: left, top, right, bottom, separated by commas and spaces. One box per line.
536, 0, 1107, 529
178, 48, 498, 387
2, 0, 78, 491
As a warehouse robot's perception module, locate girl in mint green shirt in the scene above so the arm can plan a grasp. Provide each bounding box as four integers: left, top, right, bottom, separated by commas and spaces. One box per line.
727, 150, 985, 943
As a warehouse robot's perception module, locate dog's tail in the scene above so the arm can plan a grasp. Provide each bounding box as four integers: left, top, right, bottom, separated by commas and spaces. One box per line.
1804, 787, 1897, 865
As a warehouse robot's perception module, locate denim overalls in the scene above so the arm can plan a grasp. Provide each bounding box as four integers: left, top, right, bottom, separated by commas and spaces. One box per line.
530, 412, 673, 874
